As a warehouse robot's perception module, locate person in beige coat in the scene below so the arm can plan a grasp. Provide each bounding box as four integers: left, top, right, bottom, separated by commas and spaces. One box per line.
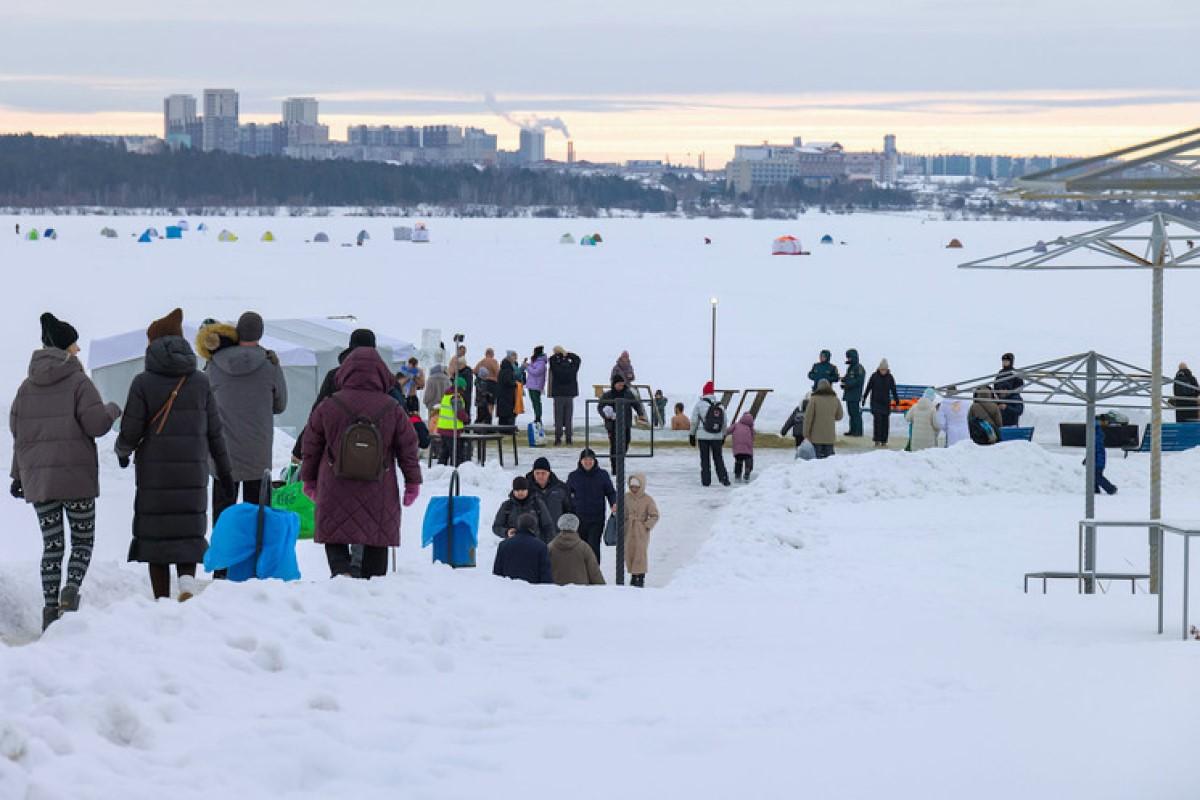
969, 387, 1004, 444
548, 513, 605, 586
623, 473, 659, 587
904, 388, 941, 451
802, 379, 844, 459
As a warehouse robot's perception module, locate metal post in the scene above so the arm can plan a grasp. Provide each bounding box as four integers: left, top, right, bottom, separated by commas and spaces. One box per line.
1150, 219, 1165, 595
1084, 352, 1097, 593
614, 405, 626, 587
710, 298, 718, 385
1183, 534, 1190, 640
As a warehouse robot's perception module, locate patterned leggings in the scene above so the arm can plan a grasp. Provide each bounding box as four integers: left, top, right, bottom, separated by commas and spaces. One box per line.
35, 499, 96, 607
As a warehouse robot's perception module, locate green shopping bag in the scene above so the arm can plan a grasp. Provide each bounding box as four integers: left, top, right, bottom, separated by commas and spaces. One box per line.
271, 465, 315, 540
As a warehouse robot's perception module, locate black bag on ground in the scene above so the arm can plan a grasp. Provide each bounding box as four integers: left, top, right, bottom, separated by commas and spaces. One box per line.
702, 399, 726, 434
969, 416, 998, 445
329, 395, 393, 481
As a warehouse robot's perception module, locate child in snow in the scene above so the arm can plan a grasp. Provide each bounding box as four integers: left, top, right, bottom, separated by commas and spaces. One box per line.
780, 395, 809, 456
624, 474, 659, 588
670, 402, 691, 430
730, 412, 756, 481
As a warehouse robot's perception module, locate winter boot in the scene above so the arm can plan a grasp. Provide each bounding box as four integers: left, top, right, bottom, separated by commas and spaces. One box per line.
59, 585, 80, 613
42, 606, 61, 632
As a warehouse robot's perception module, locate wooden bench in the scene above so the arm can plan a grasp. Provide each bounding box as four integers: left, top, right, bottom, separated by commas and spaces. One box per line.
1133, 422, 1200, 454
999, 426, 1035, 442
1023, 571, 1148, 594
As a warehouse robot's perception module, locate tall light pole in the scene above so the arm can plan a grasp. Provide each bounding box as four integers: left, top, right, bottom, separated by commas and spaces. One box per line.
710, 297, 718, 385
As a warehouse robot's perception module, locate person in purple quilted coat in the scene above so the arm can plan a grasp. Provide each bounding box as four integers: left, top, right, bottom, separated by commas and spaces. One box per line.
301, 347, 422, 579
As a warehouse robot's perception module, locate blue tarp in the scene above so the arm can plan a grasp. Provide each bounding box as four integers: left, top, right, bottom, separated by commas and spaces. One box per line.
422, 494, 480, 567
165, 226, 183, 239
204, 503, 301, 581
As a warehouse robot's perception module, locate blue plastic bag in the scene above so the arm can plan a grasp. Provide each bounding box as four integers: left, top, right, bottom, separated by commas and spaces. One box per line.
204, 503, 302, 582
422, 493, 480, 568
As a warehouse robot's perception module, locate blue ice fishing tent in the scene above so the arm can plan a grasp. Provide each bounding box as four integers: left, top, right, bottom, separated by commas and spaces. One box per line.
580, 235, 596, 246
820, 234, 834, 244
137, 230, 154, 243
197, 222, 209, 233
165, 226, 183, 239
42, 228, 57, 240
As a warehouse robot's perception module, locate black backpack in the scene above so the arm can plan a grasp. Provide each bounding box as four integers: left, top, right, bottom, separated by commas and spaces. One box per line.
969, 415, 998, 445
702, 399, 726, 434
328, 395, 393, 481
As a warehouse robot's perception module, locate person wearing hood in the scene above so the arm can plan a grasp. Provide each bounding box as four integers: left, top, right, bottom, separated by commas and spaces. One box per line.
935, 387, 971, 446
496, 351, 519, 426
803, 379, 844, 458
525, 346, 548, 426
548, 513, 605, 586
527, 456, 572, 521
994, 352, 1025, 427
808, 350, 840, 392
115, 309, 233, 601
300, 347, 422, 579
290, 328, 386, 462
492, 512, 553, 584
203, 311, 288, 528
1172, 362, 1200, 423
10, 313, 122, 631
780, 395, 810, 454
862, 359, 899, 447
423, 362, 451, 426
969, 387, 1003, 445
730, 412, 756, 482
623, 473, 659, 587
1092, 416, 1118, 495
690, 380, 731, 486
492, 476, 555, 543
599, 373, 647, 473
611, 350, 636, 383
548, 346, 582, 446
841, 348, 866, 437
904, 388, 941, 452
566, 448, 616, 563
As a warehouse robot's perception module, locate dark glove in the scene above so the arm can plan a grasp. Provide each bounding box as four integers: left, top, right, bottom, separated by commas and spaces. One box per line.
219, 474, 236, 498
117, 454, 130, 469
688, 435, 696, 447
10, 479, 23, 499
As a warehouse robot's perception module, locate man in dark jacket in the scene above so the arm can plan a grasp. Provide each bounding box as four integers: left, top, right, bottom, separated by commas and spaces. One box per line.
841, 348, 866, 437
496, 351, 518, 426
598, 374, 647, 474
548, 346, 581, 446
207, 311, 288, 526
115, 308, 234, 600
1173, 362, 1200, 423
993, 352, 1024, 427
566, 448, 616, 564
862, 359, 899, 447
1092, 417, 1118, 495
808, 350, 840, 391
492, 476, 555, 543
527, 456, 572, 521
493, 512, 553, 584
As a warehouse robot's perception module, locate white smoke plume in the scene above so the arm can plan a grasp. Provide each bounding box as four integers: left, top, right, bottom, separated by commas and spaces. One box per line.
484, 92, 571, 139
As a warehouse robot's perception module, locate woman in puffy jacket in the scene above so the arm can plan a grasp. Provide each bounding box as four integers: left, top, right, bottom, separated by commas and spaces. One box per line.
525, 346, 548, 426
904, 388, 941, 451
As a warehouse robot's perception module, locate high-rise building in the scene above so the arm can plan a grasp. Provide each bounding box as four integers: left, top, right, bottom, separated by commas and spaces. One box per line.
882, 134, 899, 183
282, 97, 319, 125
518, 129, 545, 164
202, 89, 239, 153
347, 125, 421, 148
238, 122, 286, 157
163, 94, 200, 148
463, 127, 498, 164
422, 125, 464, 149
281, 98, 328, 148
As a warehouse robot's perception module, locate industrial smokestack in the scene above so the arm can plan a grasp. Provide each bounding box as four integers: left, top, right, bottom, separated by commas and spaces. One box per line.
567, 140, 575, 164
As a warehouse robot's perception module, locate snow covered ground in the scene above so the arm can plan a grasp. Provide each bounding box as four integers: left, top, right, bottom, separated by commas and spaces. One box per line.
1, 214, 1199, 799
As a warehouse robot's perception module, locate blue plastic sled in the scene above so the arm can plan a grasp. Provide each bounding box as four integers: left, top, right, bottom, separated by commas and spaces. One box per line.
205, 485, 302, 582
422, 472, 479, 568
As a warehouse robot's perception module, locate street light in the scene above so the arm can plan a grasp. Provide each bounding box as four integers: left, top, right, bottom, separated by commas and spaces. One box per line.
710, 297, 718, 385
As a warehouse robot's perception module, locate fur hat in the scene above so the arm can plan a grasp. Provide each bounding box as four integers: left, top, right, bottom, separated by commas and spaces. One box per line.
196, 319, 239, 361
236, 311, 264, 343
532, 456, 552, 472
557, 513, 580, 533
147, 308, 184, 342
350, 328, 376, 349
516, 512, 537, 532
40, 312, 78, 350
512, 476, 529, 492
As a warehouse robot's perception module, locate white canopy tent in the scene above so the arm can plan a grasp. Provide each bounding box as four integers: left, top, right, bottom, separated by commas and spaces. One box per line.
88, 318, 417, 434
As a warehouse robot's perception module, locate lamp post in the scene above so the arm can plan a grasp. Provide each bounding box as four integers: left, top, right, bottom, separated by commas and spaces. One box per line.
710, 297, 718, 385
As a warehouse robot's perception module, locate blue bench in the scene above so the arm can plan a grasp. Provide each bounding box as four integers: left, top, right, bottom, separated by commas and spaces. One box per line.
890, 384, 929, 414
1134, 423, 1200, 453
1000, 426, 1035, 442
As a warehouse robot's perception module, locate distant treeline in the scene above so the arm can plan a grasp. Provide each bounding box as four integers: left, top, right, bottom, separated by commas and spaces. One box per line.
0, 135, 676, 212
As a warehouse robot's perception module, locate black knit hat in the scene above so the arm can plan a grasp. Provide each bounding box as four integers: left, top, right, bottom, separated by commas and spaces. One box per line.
532, 456, 552, 472
533, 345, 544, 358
40, 312, 78, 350
516, 512, 537, 532
350, 328, 377, 349
1002, 352, 1015, 362
512, 476, 530, 491
236, 311, 264, 343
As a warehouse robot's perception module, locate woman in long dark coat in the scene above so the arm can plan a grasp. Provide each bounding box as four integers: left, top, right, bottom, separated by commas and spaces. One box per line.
115, 308, 233, 601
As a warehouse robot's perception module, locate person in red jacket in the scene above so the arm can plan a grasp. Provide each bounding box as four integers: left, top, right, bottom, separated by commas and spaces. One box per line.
301, 348, 422, 579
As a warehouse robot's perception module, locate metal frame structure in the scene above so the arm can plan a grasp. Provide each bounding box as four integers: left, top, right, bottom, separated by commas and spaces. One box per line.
960, 213, 1200, 591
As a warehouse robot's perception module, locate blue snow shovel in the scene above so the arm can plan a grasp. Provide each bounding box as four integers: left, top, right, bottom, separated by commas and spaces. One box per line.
422, 470, 479, 568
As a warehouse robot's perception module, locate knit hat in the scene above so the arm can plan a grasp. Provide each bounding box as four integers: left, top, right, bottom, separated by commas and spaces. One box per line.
147, 308, 184, 342
878, 358, 890, 371
236, 311, 264, 343
532, 456, 552, 472
40, 312, 78, 350
516, 512, 537, 532
350, 328, 377, 349
1002, 352, 1014, 362
702, 380, 715, 395
557, 513, 580, 532
512, 476, 529, 492
553, 345, 565, 356
454, 376, 467, 389
820, 349, 831, 360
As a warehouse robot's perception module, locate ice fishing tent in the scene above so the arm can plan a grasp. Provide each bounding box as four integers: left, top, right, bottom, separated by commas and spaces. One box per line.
356, 230, 370, 245
393, 226, 413, 241
771, 235, 805, 255
313, 232, 330, 243
559, 233, 576, 244
197, 223, 209, 233
580, 235, 596, 246
592, 232, 603, 243
412, 223, 430, 243
100, 227, 118, 239
261, 231, 276, 242
820, 234, 834, 244
145, 228, 160, 239
137, 230, 154, 243
88, 318, 417, 434
42, 228, 57, 240
177, 220, 190, 231
218, 230, 238, 242
165, 226, 183, 239
946, 238, 964, 249
26, 230, 38, 241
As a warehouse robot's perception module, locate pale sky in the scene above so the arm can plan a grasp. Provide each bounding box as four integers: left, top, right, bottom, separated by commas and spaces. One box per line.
0, 0, 1196, 163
